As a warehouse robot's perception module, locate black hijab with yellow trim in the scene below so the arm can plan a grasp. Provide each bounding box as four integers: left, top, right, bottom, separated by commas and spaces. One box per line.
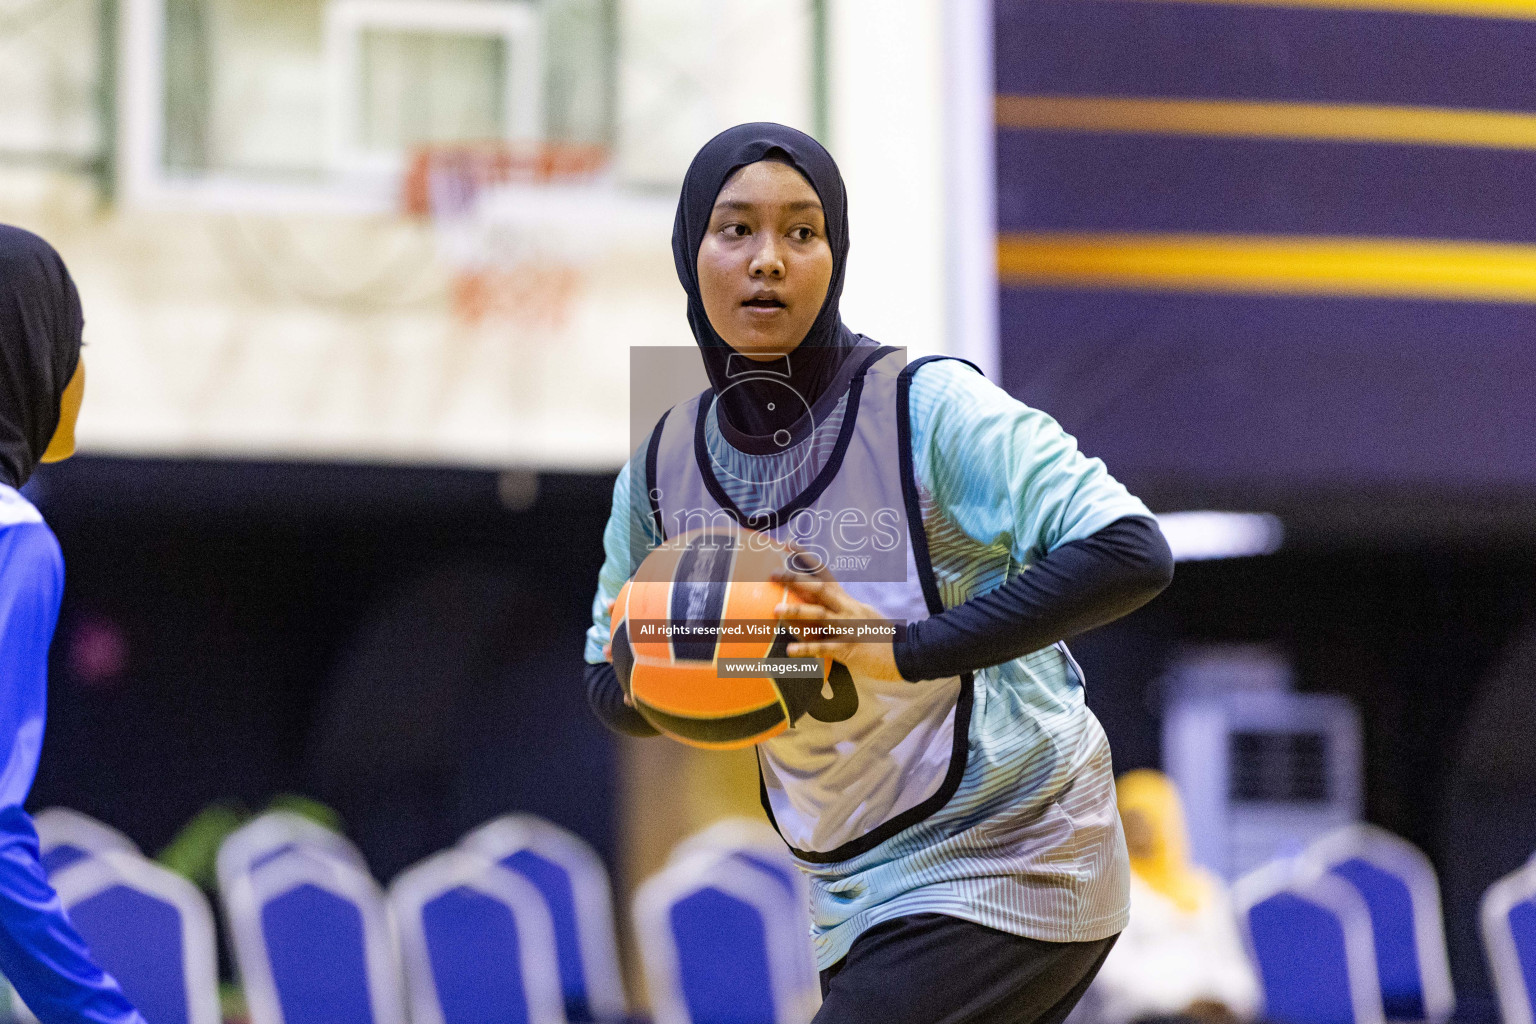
0, 225, 83, 489
671, 123, 864, 439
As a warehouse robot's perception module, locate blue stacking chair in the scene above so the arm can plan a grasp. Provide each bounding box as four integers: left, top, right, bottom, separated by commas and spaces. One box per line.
32, 807, 139, 877
216, 810, 368, 900
1481, 856, 1536, 1024
1308, 824, 1454, 1021
672, 819, 799, 897
390, 848, 567, 1024
40, 850, 220, 1024
460, 815, 625, 1022
670, 819, 816, 997
634, 849, 818, 1024
225, 846, 405, 1024
1235, 859, 1386, 1024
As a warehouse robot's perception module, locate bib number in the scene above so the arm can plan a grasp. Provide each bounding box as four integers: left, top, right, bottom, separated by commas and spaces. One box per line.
768, 631, 859, 725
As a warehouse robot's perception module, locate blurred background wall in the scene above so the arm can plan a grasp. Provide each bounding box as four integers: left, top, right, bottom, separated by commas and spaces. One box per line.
3, 0, 1535, 1012
988, 1, 1536, 1004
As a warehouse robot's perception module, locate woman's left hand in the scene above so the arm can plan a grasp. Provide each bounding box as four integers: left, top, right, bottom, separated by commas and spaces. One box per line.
770, 562, 906, 684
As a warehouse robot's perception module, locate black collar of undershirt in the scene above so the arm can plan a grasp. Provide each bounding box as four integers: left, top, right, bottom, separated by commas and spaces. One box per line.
713, 339, 882, 456
693, 344, 895, 531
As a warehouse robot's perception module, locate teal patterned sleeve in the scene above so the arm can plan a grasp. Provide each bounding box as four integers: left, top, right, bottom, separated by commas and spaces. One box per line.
907, 359, 1152, 565
583, 438, 664, 664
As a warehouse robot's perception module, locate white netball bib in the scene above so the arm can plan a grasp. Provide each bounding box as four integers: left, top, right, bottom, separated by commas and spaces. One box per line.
648, 348, 974, 862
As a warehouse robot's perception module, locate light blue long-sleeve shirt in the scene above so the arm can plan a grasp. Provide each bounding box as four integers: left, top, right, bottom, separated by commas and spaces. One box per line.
587, 356, 1150, 965
0, 484, 143, 1024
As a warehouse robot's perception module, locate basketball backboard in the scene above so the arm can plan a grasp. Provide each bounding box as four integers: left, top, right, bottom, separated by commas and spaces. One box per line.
118, 0, 822, 211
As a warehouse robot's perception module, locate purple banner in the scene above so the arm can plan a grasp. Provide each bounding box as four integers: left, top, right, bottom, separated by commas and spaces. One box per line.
1001, 289, 1536, 491
997, 0, 1536, 112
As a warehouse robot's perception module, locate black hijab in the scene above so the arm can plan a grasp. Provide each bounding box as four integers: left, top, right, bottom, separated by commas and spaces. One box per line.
0, 225, 83, 489
671, 123, 866, 440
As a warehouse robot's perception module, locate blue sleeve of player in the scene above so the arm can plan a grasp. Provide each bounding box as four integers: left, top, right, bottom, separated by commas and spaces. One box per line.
0, 521, 145, 1024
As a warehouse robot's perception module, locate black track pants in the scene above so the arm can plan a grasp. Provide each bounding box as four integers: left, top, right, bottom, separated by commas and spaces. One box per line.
814, 914, 1118, 1024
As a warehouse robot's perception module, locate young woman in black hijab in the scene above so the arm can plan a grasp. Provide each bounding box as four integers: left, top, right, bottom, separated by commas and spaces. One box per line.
0, 224, 146, 1024
585, 124, 1173, 1023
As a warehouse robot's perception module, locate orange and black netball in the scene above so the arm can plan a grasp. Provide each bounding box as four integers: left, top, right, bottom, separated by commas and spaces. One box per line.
608, 527, 820, 750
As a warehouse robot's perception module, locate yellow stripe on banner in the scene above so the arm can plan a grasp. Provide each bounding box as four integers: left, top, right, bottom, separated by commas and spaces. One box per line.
997, 233, 1536, 302
1111, 0, 1536, 21
996, 95, 1536, 151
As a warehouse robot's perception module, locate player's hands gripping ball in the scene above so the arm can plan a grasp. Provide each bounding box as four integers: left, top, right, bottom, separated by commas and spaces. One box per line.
606, 527, 892, 748
770, 547, 904, 684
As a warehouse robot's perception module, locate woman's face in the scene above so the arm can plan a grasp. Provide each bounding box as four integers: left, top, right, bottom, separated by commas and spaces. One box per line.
696, 160, 834, 361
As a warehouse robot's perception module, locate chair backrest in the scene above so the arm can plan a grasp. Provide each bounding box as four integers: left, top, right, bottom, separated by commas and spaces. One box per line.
39, 851, 220, 1024
1481, 857, 1536, 1024
672, 819, 783, 859
459, 815, 625, 1022
671, 819, 798, 894
389, 849, 567, 1024
634, 849, 817, 1024
32, 807, 139, 876
1235, 859, 1386, 1024
216, 810, 367, 899
1308, 824, 1454, 1022
225, 847, 405, 1024
670, 819, 816, 997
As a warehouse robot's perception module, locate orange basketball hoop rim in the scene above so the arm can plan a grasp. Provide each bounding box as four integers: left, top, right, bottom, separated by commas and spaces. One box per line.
401, 141, 610, 218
